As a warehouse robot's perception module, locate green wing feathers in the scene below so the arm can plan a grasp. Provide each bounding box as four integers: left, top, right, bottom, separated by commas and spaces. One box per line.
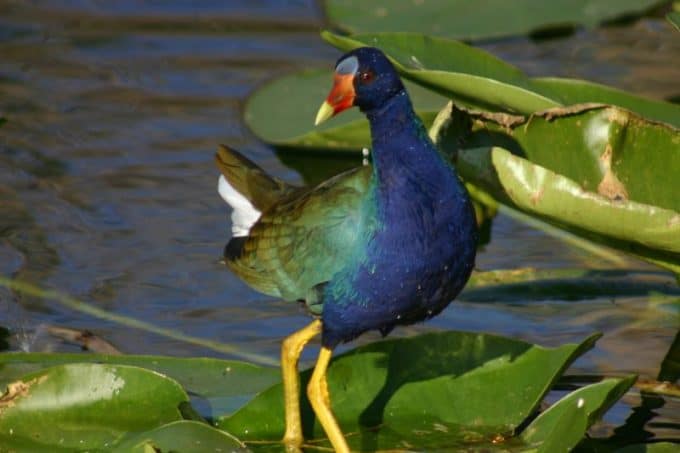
220, 153, 374, 303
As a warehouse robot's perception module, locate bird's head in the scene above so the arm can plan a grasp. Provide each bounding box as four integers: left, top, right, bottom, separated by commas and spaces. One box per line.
315, 47, 404, 125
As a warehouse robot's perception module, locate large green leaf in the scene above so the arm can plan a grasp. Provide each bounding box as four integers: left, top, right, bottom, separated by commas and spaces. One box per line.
322, 31, 559, 115
0, 363, 188, 450
463, 147, 679, 271
0, 352, 279, 418
324, 0, 665, 41
321, 31, 680, 126
244, 68, 447, 150
218, 331, 599, 450
449, 104, 680, 212
430, 103, 680, 272
113, 420, 245, 452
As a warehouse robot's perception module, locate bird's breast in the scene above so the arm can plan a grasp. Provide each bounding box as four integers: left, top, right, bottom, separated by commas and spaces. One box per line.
320, 168, 477, 347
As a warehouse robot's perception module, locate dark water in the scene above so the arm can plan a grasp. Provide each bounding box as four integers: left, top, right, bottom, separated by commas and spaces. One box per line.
0, 0, 678, 444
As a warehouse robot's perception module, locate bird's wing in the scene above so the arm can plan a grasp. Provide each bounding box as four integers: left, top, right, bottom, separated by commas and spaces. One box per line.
226, 165, 373, 304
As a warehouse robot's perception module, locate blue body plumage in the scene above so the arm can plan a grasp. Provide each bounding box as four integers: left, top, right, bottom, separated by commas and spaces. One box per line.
321, 86, 477, 347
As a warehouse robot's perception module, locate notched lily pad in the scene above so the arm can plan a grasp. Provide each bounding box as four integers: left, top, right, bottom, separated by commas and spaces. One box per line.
323, 0, 665, 41
0, 333, 639, 451
219, 331, 602, 451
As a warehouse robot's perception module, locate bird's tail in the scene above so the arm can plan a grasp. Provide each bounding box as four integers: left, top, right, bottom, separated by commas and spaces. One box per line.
215, 145, 296, 236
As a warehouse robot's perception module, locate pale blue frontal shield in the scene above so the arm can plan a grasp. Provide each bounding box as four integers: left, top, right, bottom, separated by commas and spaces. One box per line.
335, 56, 358, 75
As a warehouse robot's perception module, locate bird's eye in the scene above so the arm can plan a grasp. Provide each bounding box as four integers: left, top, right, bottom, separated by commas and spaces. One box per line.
359, 71, 375, 84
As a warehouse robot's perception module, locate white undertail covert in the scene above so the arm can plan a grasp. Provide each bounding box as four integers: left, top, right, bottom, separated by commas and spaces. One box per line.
218, 175, 261, 237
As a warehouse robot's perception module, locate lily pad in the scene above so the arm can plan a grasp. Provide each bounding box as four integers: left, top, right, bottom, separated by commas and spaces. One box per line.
324, 0, 665, 41
321, 31, 680, 126
244, 68, 447, 151
430, 103, 680, 272
0, 363, 188, 450
0, 333, 642, 451
219, 331, 600, 450
0, 352, 279, 418
445, 103, 680, 212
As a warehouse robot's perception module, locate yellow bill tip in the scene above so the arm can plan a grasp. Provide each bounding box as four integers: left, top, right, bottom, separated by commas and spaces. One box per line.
314, 101, 334, 126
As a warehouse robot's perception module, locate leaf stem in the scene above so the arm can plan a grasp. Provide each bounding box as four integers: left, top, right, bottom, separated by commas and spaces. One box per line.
0, 276, 278, 366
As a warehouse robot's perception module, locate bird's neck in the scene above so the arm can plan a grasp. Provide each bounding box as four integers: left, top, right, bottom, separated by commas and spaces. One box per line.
365, 90, 420, 149
365, 90, 452, 188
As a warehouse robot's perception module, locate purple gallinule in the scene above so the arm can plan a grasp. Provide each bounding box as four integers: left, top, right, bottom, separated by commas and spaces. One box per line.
216, 47, 477, 452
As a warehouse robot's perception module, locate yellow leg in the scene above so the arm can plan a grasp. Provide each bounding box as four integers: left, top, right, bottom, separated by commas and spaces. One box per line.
281, 319, 322, 447
308, 346, 349, 453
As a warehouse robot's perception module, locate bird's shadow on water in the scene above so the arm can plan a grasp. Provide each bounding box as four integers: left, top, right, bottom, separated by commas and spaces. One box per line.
302, 331, 533, 451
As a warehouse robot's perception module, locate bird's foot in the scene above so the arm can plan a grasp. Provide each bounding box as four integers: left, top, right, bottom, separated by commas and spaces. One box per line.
308, 346, 350, 453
